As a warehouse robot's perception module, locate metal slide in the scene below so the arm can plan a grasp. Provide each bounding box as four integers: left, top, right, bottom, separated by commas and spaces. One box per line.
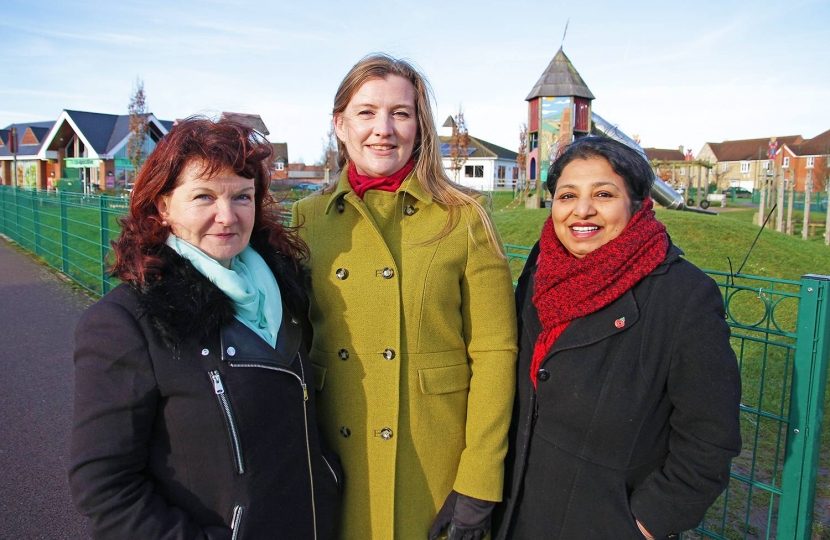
591, 112, 690, 211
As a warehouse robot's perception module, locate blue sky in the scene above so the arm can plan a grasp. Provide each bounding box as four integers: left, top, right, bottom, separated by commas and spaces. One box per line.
2, 0, 828, 163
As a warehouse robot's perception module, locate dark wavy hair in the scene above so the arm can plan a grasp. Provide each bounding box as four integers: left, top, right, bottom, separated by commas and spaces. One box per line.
547, 136, 654, 214
111, 116, 308, 285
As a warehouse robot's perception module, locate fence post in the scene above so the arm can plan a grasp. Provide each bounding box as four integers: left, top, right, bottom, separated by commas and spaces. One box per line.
0, 186, 6, 235
32, 191, 41, 256
99, 196, 109, 295
14, 186, 21, 242
777, 274, 830, 539
60, 191, 69, 274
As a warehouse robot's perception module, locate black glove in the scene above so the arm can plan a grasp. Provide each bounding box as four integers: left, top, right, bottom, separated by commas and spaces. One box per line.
428, 490, 495, 540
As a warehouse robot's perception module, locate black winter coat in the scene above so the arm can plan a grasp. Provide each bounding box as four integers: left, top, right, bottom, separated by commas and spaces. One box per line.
494, 243, 741, 540
69, 245, 340, 540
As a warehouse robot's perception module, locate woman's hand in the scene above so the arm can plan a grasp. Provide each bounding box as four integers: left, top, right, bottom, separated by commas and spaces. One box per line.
428, 490, 495, 540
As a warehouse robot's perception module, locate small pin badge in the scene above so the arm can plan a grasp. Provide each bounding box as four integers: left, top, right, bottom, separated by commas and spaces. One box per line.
615, 317, 626, 329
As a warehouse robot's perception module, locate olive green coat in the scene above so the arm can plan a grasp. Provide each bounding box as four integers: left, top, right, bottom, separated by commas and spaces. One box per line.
292, 170, 517, 540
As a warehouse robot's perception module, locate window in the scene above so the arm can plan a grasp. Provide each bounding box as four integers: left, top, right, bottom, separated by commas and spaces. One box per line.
464, 165, 483, 178
529, 132, 539, 151
497, 166, 506, 179
275, 161, 284, 171
512, 167, 519, 180
679, 167, 685, 175
783, 157, 790, 168
807, 156, 815, 168
740, 162, 750, 173
721, 163, 728, 172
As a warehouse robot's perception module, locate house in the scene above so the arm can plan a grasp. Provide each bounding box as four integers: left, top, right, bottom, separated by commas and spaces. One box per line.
777, 128, 830, 193
219, 112, 270, 136
697, 135, 803, 193
439, 117, 519, 191
271, 142, 289, 181
0, 121, 56, 189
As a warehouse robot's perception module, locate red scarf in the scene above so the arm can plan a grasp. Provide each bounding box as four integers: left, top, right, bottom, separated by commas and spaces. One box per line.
347, 159, 415, 199
530, 198, 669, 387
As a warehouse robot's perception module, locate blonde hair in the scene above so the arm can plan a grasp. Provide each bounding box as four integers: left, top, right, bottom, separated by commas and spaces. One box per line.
328, 53, 503, 255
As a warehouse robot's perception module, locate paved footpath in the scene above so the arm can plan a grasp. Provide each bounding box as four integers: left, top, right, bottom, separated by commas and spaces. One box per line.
0, 237, 92, 539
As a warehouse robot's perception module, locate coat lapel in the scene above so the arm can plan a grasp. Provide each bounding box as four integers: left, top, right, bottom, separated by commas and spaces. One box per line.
549, 290, 640, 354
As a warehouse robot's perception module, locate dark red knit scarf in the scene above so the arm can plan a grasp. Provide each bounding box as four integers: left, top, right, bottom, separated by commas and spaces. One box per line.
347, 159, 415, 199
530, 198, 669, 387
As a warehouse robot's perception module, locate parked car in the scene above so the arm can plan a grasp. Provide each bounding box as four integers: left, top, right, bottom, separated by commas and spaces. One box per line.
290, 183, 324, 192
722, 187, 753, 198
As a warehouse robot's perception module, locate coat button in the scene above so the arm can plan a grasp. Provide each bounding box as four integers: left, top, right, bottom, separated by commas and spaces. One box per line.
227, 347, 236, 357
201, 348, 210, 356
381, 267, 394, 279
403, 205, 416, 216
335, 268, 349, 280
291, 317, 299, 324
338, 349, 350, 360
340, 427, 351, 438
380, 428, 393, 440
382, 348, 396, 360
537, 368, 550, 382
336, 201, 345, 213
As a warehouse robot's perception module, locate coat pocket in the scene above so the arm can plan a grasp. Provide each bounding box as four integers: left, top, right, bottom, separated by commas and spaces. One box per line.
311, 362, 327, 391
418, 363, 471, 395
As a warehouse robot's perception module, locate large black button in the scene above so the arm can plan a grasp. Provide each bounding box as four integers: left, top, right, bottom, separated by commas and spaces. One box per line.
335, 268, 349, 280
381, 267, 394, 279
537, 368, 550, 382
338, 349, 349, 360
382, 348, 396, 360
340, 427, 351, 437
403, 205, 416, 216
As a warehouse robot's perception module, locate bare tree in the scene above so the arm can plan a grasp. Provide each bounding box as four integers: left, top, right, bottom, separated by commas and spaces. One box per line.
517, 124, 528, 195
127, 78, 149, 176
448, 106, 469, 182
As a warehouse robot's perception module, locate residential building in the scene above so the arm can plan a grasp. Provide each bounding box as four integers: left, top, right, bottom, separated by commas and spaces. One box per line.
777, 128, 830, 193
271, 142, 289, 181
697, 135, 803, 193
439, 117, 519, 191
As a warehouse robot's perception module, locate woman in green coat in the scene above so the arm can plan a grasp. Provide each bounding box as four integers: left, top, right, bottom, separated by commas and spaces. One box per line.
292, 53, 518, 540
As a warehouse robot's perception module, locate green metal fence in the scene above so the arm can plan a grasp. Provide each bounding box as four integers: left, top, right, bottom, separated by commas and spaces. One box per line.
2, 187, 828, 539
0, 187, 125, 295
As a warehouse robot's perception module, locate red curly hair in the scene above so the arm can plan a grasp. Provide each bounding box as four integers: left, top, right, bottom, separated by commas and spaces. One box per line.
110, 116, 308, 285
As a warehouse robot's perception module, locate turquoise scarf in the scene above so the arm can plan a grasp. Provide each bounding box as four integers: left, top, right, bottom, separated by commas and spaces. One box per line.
166, 235, 282, 347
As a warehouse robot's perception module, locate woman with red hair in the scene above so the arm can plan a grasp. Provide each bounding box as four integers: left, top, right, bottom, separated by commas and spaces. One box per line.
69, 117, 339, 539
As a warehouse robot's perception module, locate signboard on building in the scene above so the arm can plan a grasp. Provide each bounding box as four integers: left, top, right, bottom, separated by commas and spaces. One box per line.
65, 158, 102, 168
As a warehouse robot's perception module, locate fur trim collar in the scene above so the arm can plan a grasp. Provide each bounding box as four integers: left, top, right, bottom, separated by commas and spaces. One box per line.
132, 245, 306, 349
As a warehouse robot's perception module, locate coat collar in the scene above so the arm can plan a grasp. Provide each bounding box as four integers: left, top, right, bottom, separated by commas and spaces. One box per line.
133, 244, 305, 351
323, 166, 433, 214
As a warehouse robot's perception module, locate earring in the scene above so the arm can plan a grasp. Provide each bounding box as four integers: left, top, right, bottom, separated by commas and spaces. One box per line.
162, 220, 168, 226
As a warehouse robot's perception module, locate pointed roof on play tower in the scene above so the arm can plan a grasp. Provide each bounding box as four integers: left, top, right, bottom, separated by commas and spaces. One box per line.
526, 47, 595, 101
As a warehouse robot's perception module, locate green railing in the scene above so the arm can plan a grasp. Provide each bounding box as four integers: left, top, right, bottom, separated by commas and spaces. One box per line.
3, 187, 829, 539
0, 187, 124, 295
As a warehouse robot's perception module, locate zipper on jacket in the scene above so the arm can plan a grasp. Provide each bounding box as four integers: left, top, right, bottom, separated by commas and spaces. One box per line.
229, 352, 317, 539
230, 504, 244, 540
209, 370, 245, 474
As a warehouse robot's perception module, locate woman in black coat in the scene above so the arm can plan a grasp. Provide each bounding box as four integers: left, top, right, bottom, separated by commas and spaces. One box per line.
494, 136, 741, 540
69, 118, 339, 540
